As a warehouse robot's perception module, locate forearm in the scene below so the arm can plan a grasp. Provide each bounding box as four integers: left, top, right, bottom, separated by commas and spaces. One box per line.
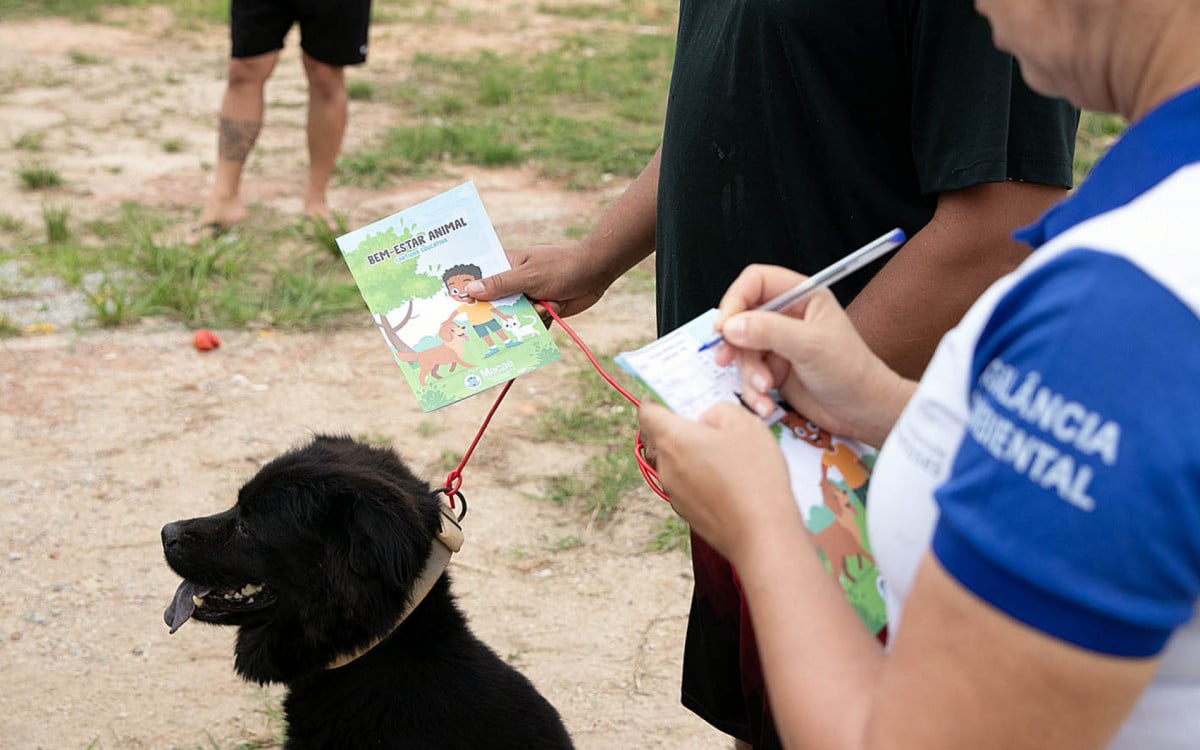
580, 146, 661, 286
847, 181, 1066, 379
854, 371, 918, 448
734, 506, 885, 750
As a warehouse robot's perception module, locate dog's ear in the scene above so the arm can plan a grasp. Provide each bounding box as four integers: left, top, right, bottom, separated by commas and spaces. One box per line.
332, 492, 435, 594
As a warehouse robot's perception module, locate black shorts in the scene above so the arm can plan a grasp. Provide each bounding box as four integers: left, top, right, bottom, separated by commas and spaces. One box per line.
681, 533, 783, 749
231, 0, 371, 66
682, 534, 890, 749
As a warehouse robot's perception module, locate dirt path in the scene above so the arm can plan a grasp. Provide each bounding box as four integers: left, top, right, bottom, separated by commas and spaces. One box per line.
0, 7, 728, 750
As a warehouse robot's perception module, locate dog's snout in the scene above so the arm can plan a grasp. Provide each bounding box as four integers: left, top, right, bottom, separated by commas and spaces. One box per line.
162, 522, 182, 549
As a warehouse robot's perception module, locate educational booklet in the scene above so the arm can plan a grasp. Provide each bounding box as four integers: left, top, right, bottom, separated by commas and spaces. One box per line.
337, 182, 562, 412
615, 309, 887, 636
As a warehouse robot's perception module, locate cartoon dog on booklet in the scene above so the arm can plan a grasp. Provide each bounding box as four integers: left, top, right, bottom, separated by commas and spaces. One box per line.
442, 264, 521, 358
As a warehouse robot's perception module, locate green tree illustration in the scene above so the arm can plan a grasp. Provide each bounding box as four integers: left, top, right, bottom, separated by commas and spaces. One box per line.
349, 225, 445, 358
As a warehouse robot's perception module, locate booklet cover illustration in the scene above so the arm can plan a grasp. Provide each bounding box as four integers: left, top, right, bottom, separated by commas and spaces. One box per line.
337, 182, 562, 412
616, 309, 886, 636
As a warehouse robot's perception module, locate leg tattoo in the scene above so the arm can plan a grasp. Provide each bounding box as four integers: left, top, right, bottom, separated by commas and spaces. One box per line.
218, 117, 262, 163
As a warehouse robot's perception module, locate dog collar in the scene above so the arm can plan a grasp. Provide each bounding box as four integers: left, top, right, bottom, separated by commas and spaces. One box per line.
325, 497, 465, 671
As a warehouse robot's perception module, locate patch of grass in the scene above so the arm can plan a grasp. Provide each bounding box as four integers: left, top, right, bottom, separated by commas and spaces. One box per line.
162, 138, 185, 153
1074, 111, 1127, 183
537, 0, 675, 23
620, 265, 655, 295
355, 432, 392, 446
549, 534, 583, 552
542, 473, 584, 507
135, 232, 255, 325
539, 447, 647, 522
42, 204, 70, 243
533, 352, 640, 443
652, 516, 691, 553
13, 131, 44, 151
563, 219, 594, 240
533, 350, 651, 523
9, 201, 366, 331
579, 448, 644, 520
438, 450, 463, 472
18, 161, 64, 190
0, 314, 21, 337
347, 80, 374, 101
341, 32, 673, 188
0, 0, 227, 25
68, 48, 104, 65
261, 260, 363, 327
0, 213, 26, 234
84, 272, 137, 327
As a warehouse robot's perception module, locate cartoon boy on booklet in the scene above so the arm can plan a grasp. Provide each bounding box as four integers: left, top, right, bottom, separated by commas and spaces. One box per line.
442, 263, 521, 358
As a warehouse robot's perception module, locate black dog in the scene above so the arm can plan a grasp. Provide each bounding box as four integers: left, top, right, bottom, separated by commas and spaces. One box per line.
161, 435, 573, 749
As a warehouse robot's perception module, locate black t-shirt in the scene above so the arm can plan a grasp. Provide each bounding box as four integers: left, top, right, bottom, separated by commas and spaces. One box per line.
655, 0, 1079, 335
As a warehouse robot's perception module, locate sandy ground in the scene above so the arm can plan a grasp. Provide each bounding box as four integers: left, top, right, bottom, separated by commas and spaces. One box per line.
0, 6, 730, 749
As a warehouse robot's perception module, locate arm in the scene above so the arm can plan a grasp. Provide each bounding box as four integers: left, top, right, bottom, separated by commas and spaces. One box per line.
638, 402, 1160, 750
741, 538, 1157, 750
466, 147, 662, 317
846, 180, 1066, 379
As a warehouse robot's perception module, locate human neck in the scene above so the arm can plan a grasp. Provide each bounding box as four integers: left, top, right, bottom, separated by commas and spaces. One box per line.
1112, 3, 1200, 121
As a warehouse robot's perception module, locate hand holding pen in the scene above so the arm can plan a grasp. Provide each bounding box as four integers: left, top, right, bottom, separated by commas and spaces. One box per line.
699, 228, 906, 352
707, 229, 915, 447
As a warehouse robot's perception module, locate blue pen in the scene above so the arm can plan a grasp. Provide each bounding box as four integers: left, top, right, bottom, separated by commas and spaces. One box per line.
697, 227, 907, 352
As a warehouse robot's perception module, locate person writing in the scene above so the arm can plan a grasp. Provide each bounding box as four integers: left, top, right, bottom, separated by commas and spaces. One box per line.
467, 2, 1078, 746
638, 0, 1200, 747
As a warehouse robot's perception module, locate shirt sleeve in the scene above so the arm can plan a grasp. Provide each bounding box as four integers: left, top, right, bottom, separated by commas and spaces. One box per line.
931, 249, 1200, 657
909, 0, 1079, 194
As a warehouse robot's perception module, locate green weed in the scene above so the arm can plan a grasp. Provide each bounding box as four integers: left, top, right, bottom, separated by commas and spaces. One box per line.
550, 534, 583, 552
439, 450, 463, 472
162, 138, 185, 153
0, 213, 26, 234
18, 161, 64, 190
42, 204, 70, 243
13, 131, 44, 151
0, 314, 20, 337
68, 49, 103, 64
347, 80, 374, 101
84, 272, 137, 327
652, 516, 691, 554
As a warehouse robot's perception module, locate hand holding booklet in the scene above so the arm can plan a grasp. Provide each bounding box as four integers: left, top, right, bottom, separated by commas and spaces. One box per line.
617, 309, 887, 636
337, 182, 562, 412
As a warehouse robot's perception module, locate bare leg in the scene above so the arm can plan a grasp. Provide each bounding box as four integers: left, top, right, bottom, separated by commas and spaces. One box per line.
301, 53, 348, 225
197, 52, 279, 233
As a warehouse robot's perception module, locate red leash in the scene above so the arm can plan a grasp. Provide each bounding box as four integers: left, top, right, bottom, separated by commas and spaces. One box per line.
440, 302, 669, 508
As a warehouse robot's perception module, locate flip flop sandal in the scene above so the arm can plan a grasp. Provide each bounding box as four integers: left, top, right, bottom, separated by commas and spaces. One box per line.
184, 221, 231, 246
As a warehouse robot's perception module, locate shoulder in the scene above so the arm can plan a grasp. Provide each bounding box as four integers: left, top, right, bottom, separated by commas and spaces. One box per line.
932, 242, 1200, 657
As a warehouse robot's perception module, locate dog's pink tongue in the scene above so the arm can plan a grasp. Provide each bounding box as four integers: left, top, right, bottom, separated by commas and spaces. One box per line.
164, 581, 212, 634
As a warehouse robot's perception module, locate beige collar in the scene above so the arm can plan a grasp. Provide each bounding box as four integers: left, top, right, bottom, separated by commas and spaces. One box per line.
326, 498, 465, 671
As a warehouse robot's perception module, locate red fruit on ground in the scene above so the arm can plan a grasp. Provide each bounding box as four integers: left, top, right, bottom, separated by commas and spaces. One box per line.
193, 329, 221, 351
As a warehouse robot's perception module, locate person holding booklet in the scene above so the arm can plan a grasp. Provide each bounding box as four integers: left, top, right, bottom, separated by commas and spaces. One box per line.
468, 1, 1078, 746
639, 0, 1200, 747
